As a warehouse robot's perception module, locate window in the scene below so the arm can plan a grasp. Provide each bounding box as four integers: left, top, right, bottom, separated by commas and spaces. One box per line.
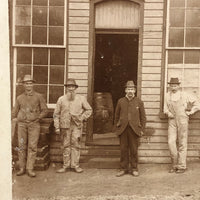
12, 0, 67, 107
165, 0, 200, 98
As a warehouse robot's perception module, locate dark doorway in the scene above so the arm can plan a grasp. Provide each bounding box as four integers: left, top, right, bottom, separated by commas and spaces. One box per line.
94, 34, 139, 109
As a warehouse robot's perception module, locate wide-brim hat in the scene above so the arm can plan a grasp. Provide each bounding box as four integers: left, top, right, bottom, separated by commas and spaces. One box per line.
21, 74, 36, 83
125, 80, 136, 88
64, 78, 78, 88
168, 77, 181, 84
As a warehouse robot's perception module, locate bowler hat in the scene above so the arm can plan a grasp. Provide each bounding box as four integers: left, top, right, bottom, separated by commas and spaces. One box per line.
168, 77, 181, 84
125, 80, 136, 88
64, 78, 78, 88
22, 74, 36, 83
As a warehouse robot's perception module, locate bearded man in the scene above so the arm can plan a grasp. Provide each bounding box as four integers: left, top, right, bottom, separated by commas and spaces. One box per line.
53, 78, 92, 173
114, 80, 146, 177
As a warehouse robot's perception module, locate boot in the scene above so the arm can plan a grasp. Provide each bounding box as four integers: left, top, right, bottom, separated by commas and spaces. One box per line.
27, 169, 36, 177
16, 168, 25, 176
56, 168, 68, 173
74, 167, 83, 173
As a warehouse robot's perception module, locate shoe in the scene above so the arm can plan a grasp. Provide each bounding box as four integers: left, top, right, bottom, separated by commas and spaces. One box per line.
56, 168, 68, 173
132, 170, 139, 177
168, 168, 177, 173
176, 169, 186, 174
27, 170, 36, 177
116, 170, 127, 177
74, 167, 83, 173
16, 168, 25, 176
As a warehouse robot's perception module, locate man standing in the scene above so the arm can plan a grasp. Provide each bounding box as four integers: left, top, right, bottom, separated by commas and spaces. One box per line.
54, 78, 92, 173
12, 74, 48, 177
114, 80, 146, 177
164, 77, 200, 173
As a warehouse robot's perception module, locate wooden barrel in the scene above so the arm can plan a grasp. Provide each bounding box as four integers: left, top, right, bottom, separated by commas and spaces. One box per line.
93, 92, 114, 133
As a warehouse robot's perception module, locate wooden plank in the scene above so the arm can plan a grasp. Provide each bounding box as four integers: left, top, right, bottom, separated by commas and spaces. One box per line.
142, 88, 161, 95
144, 3, 164, 10
144, 10, 163, 17
68, 58, 88, 65
142, 67, 161, 73
143, 46, 162, 53
142, 59, 162, 66
144, 101, 160, 108
69, 24, 89, 31
141, 94, 160, 101
68, 38, 89, 45
143, 32, 163, 39
146, 115, 165, 122
76, 87, 88, 94
69, 45, 88, 52
143, 52, 162, 60
144, 25, 163, 32
143, 38, 162, 46
68, 31, 89, 38
69, 10, 89, 17
69, 3, 89, 10
145, 108, 160, 115
68, 52, 88, 59
69, 17, 89, 24
144, 17, 163, 24
146, 122, 167, 129
68, 66, 89, 73
68, 72, 88, 79
145, 0, 164, 2
142, 81, 161, 88
142, 74, 161, 81
74, 79, 88, 87
70, 0, 89, 2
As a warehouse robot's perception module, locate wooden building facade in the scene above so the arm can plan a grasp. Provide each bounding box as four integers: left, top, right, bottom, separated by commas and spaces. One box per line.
10, 0, 200, 167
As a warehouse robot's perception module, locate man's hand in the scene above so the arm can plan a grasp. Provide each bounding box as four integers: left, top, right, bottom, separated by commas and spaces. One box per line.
186, 111, 193, 116
168, 112, 174, 119
55, 129, 60, 135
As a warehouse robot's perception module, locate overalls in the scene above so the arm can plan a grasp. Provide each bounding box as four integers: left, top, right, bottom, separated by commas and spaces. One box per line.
168, 95, 189, 170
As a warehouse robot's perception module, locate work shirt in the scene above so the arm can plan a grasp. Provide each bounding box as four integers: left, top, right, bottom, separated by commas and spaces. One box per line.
164, 91, 200, 117
53, 94, 92, 130
12, 91, 48, 123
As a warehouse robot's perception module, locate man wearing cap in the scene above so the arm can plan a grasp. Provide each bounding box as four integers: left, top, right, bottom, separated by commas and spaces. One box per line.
12, 74, 48, 177
114, 80, 146, 177
53, 78, 92, 173
164, 77, 200, 173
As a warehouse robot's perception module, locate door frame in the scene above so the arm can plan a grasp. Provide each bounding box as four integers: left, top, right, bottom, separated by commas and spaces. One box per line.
86, 0, 144, 143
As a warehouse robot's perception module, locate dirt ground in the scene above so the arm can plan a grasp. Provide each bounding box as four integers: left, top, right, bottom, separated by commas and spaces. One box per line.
12, 161, 200, 200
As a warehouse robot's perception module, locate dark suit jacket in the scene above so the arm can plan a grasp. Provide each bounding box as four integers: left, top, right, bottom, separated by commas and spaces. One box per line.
113, 96, 146, 137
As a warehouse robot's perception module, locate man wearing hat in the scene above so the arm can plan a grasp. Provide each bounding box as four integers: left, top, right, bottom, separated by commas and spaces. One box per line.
114, 80, 146, 177
53, 78, 92, 173
12, 74, 48, 177
164, 77, 200, 173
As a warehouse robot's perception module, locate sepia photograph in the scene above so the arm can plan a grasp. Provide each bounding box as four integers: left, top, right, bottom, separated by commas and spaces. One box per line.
1, 0, 200, 199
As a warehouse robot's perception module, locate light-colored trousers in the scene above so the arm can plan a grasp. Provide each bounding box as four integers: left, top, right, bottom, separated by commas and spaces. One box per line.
61, 123, 82, 169
168, 116, 188, 169
17, 122, 40, 170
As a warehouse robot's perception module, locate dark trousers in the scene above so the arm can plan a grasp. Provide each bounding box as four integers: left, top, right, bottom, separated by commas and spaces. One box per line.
119, 125, 139, 171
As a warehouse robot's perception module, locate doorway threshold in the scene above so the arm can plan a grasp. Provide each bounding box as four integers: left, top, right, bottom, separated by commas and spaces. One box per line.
86, 132, 119, 146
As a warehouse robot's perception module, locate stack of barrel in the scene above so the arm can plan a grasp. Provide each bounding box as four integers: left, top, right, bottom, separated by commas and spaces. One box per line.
93, 92, 114, 134
12, 118, 53, 171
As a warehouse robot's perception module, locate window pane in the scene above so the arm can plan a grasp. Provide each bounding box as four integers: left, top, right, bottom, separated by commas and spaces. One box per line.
33, 66, 48, 84
184, 87, 200, 97
168, 68, 183, 83
17, 48, 32, 64
33, 0, 48, 6
15, 26, 30, 44
49, 7, 64, 26
50, 66, 64, 84
186, 10, 200, 27
186, 29, 200, 47
33, 7, 47, 25
50, 49, 65, 65
49, 0, 64, 6
49, 86, 64, 103
187, 0, 200, 7
32, 26, 47, 44
34, 85, 47, 102
16, 85, 24, 97
16, 0, 31, 5
15, 6, 31, 26
185, 50, 200, 64
168, 50, 183, 64
169, 29, 184, 47
49, 27, 64, 45
170, 9, 184, 27
16, 65, 32, 83
170, 0, 185, 7
184, 69, 199, 87
33, 48, 48, 65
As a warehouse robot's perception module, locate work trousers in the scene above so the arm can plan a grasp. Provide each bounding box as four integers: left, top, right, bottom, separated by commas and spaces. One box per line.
119, 125, 139, 171
61, 122, 82, 169
17, 121, 40, 170
168, 116, 188, 169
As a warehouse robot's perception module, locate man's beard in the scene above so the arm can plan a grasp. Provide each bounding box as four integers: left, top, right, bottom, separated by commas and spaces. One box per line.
127, 92, 135, 98
67, 91, 75, 101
